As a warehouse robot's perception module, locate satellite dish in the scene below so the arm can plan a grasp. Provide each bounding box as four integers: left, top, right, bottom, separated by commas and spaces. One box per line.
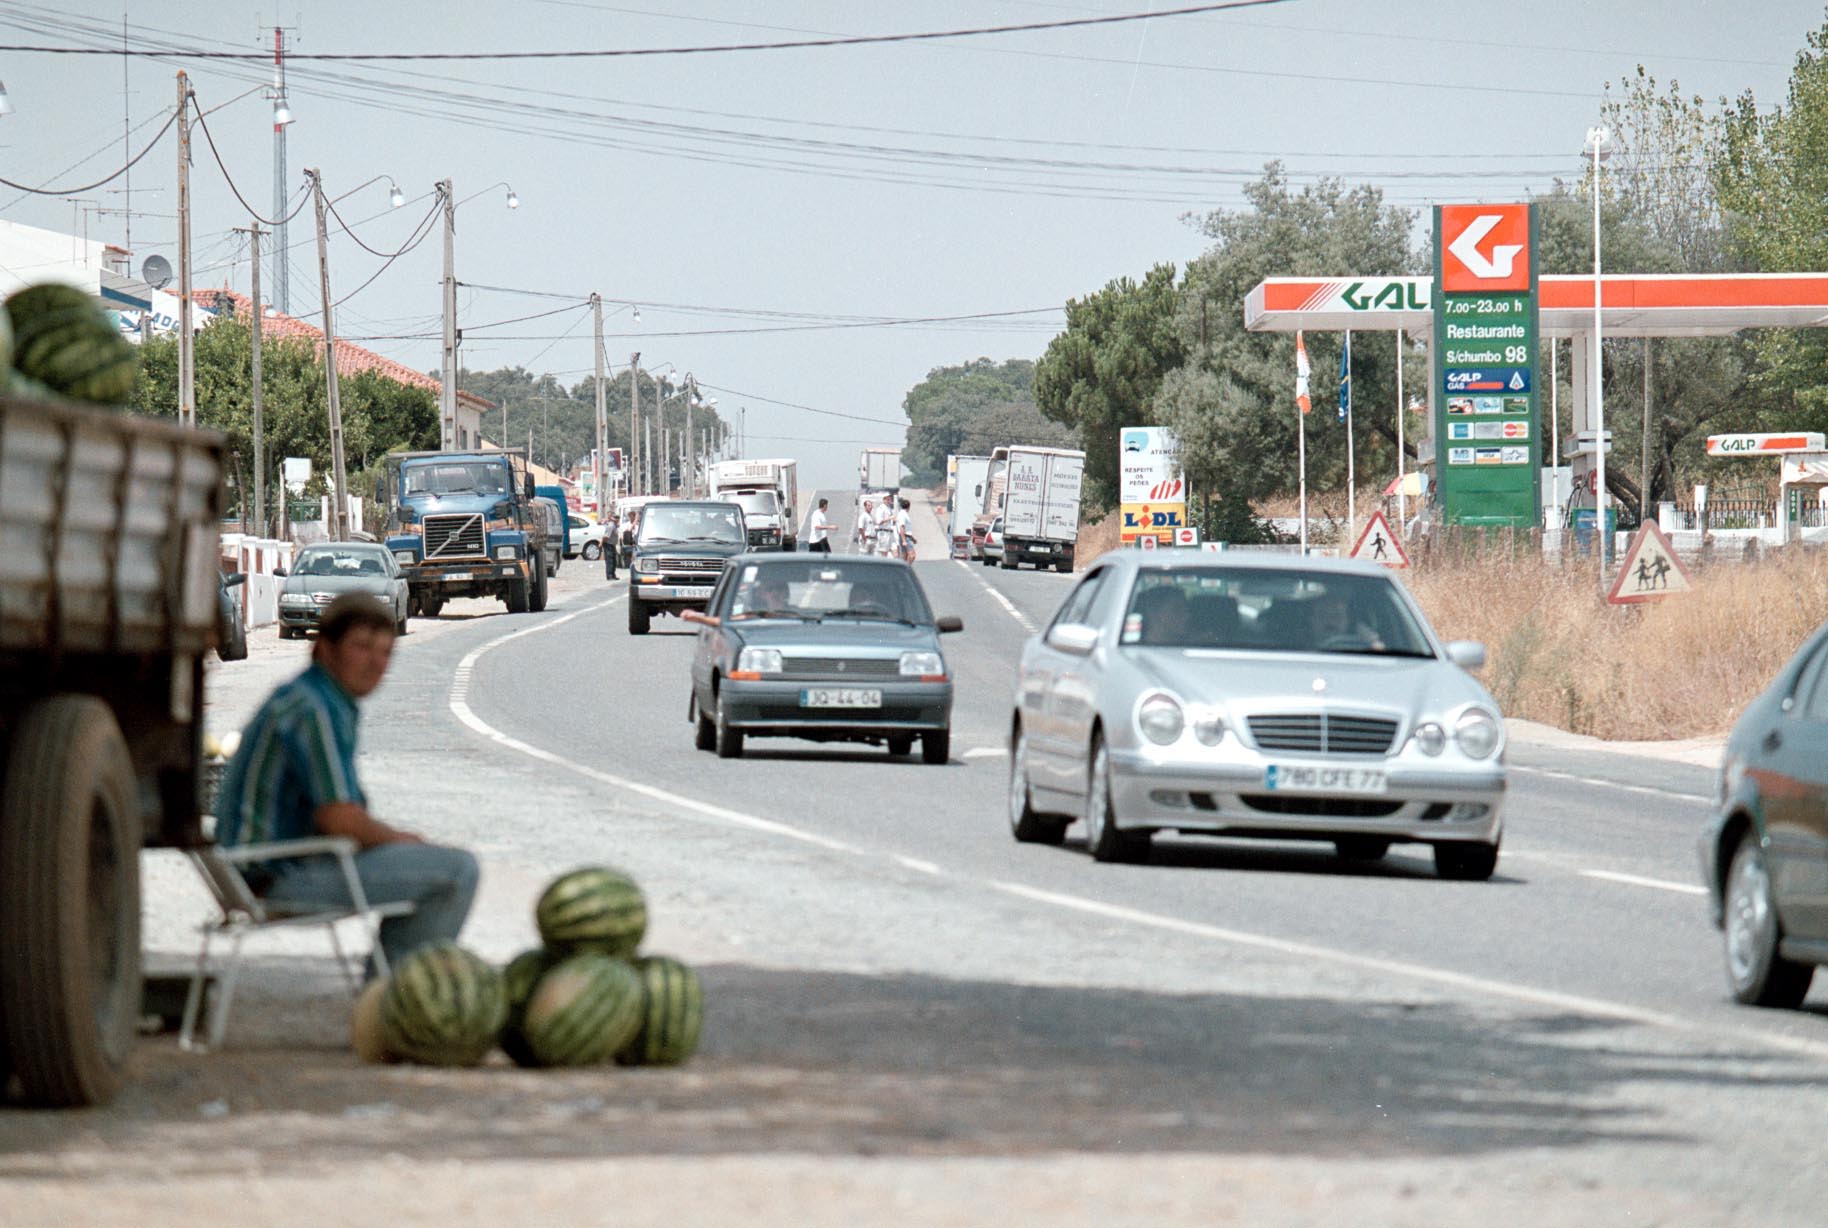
141, 254, 172, 290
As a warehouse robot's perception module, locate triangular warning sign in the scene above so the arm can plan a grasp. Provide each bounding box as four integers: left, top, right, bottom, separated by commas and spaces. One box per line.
1348, 510, 1409, 568
1607, 522, 1692, 604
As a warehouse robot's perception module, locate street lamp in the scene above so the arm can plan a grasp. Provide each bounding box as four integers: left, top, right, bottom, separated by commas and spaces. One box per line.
439, 179, 523, 450
1585, 125, 1612, 578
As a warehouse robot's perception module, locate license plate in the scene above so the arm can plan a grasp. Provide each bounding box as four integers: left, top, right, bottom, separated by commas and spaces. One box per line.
672, 586, 713, 599
1263, 764, 1388, 794
443, 572, 471, 581
800, 688, 883, 709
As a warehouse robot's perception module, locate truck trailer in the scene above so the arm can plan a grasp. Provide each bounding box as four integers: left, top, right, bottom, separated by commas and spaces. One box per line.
998, 446, 1084, 573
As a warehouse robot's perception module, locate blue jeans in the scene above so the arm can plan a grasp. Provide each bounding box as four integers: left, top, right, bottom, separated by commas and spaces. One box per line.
264, 842, 480, 973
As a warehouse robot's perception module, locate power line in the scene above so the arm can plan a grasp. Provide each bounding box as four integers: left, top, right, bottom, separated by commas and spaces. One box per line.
694, 382, 906, 428
0, 106, 178, 195
323, 193, 443, 260
331, 204, 444, 310
0, 2, 1294, 61
191, 101, 312, 226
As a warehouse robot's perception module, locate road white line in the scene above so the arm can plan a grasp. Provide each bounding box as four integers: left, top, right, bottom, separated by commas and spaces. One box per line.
448, 593, 861, 856
982, 878, 1828, 1062
962, 746, 1007, 760
955, 559, 1038, 633
1512, 764, 1711, 804
895, 855, 943, 876
1582, 869, 1708, 896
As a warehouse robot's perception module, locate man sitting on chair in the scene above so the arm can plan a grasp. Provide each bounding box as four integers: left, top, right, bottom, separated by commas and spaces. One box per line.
212, 593, 479, 972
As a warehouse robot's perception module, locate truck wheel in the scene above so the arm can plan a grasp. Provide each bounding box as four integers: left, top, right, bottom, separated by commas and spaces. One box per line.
628, 600, 651, 635
530, 565, 549, 613
1000, 553, 1017, 570
506, 575, 531, 614
1054, 558, 1073, 574
0, 696, 141, 1107
415, 593, 444, 620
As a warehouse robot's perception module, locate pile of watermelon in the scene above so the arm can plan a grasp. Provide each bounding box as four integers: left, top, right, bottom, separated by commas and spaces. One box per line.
1, 282, 139, 406
350, 865, 704, 1070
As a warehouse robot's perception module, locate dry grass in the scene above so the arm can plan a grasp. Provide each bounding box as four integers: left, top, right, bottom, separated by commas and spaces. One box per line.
1404, 547, 1828, 740
1075, 513, 1121, 569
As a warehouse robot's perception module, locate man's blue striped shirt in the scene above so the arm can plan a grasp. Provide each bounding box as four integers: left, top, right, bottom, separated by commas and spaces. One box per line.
214, 662, 365, 848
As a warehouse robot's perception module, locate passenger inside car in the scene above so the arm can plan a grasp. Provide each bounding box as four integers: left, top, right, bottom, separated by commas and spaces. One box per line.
1133, 584, 1191, 645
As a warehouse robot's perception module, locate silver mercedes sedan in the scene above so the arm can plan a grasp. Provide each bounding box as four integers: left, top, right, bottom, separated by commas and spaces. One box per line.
1007, 550, 1506, 879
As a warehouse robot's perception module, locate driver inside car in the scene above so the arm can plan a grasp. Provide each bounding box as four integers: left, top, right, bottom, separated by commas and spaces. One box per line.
1310, 591, 1385, 649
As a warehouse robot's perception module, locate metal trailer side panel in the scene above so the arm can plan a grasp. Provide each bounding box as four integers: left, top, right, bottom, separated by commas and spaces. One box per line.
1000, 450, 1050, 539
1041, 453, 1085, 541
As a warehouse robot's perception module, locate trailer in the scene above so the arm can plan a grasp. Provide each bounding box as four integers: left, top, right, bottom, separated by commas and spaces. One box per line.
858, 447, 902, 492
998, 446, 1084, 572
948, 454, 991, 559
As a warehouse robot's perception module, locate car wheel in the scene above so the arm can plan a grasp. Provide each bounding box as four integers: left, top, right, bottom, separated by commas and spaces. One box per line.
714, 693, 744, 759
582, 541, 601, 561
277, 626, 297, 640
1084, 734, 1149, 863
1724, 838, 1815, 1008
1008, 726, 1066, 845
1434, 838, 1500, 881
694, 700, 716, 752
887, 734, 914, 757
981, 555, 994, 567
1336, 837, 1390, 862
920, 729, 950, 765
395, 613, 409, 636
628, 600, 651, 635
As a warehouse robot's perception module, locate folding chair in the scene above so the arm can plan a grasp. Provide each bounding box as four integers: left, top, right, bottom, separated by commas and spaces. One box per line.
179, 836, 416, 1052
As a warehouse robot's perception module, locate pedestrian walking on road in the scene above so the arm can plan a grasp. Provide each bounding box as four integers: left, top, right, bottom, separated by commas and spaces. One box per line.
810, 498, 835, 553
895, 497, 916, 563
856, 498, 876, 555
873, 496, 896, 558
212, 594, 479, 973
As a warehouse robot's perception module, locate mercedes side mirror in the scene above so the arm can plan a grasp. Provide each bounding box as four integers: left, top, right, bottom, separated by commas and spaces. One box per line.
936, 615, 964, 634
1046, 623, 1099, 656
1446, 640, 1487, 670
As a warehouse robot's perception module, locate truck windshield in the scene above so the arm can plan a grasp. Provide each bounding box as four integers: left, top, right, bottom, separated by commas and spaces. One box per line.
402, 461, 512, 497
638, 503, 746, 545
729, 491, 778, 517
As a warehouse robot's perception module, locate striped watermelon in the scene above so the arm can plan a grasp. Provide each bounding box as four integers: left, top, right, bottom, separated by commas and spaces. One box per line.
4, 283, 137, 405
617, 955, 704, 1067
521, 954, 643, 1068
536, 866, 647, 957
380, 943, 508, 1067
499, 948, 558, 1069
350, 977, 396, 1064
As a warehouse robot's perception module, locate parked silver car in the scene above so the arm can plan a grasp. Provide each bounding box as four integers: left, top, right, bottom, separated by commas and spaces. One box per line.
276, 542, 411, 639
1006, 551, 1506, 878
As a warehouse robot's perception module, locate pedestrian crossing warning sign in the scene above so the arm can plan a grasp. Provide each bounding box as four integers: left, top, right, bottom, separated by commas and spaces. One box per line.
1348, 510, 1409, 568
1607, 522, 1691, 604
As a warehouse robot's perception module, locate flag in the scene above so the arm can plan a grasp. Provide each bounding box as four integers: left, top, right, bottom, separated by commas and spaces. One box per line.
1295, 331, 1311, 415
1337, 329, 1352, 422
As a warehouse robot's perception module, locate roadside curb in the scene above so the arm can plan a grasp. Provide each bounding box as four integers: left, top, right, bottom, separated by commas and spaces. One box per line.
1504, 717, 1725, 768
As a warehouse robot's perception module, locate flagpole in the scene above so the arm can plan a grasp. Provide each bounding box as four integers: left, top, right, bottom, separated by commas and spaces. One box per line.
1296, 330, 1311, 554
1299, 406, 1309, 554
1345, 329, 1356, 548
1395, 328, 1407, 526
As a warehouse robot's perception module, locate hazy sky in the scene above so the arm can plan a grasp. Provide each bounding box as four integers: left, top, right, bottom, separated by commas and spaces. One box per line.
1, 0, 1817, 488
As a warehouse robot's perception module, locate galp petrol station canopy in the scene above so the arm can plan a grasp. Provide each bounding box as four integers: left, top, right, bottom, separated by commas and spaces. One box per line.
1244, 272, 1828, 337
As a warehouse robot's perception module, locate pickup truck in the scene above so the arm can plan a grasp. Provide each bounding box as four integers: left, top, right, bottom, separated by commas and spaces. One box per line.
626, 500, 748, 634
0, 393, 226, 1106
378, 449, 548, 616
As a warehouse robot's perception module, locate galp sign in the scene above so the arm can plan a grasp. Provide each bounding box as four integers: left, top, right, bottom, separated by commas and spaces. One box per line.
1440, 204, 1531, 293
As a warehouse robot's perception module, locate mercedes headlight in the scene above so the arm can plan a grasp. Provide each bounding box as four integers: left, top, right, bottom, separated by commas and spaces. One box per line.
1136, 692, 1185, 746
736, 647, 783, 675
1453, 710, 1502, 759
1412, 722, 1447, 756
899, 651, 945, 678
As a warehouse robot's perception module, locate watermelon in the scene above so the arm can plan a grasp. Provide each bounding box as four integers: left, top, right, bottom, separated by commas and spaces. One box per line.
521, 954, 643, 1068
380, 943, 508, 1067
536, 866, 647, 957
4, 282, 137, 405
350, 977, 396, 1064
499, 948, 558, 1069
617, 955, 704, 1067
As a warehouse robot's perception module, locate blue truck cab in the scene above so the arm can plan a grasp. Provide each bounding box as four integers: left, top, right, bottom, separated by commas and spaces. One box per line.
535, 483, 574, 557
379, 449, 548, 617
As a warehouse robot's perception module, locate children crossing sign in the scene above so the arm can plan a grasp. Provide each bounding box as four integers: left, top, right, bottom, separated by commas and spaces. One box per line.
1606, 523, 1691, 604
1348, 510, 1409, 568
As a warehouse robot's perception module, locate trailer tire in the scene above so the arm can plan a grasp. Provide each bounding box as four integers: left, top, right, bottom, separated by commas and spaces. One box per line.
0, 696, 141, 1108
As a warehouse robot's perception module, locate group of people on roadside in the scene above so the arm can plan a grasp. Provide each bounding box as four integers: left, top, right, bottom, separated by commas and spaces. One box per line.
853, 494, 916, 562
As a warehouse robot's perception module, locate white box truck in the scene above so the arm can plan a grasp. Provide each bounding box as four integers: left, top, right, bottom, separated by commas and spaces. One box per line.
998, 446, 1084, 572
858, 447, 901, 492
707, 458, 795, 551
948, 454, 991, 559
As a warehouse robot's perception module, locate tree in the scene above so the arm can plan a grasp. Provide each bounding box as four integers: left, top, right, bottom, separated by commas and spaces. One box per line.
1033, 264, 1184, 511
900, 358, 1076, 483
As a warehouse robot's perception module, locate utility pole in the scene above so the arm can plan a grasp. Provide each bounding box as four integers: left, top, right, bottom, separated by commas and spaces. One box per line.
683, 373, 695, 496
439, 178, 458, 451
238, 223, 268, 539
176, 72, 195, 429
591, 294, 607, 514
309, 170, 351, 542
1640, 337, 1653, 522
628, 351, 641, 496
270, 28, 291, 314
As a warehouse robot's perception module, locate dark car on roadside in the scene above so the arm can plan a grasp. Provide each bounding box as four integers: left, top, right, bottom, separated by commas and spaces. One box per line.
626, 500, 748, 635
1701, 622, 1828, 1008
682, 554, 962, 762
215, 570, 248, 661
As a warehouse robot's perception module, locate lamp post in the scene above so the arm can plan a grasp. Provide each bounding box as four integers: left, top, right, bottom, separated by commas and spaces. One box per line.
439, 180, 519, 451
1585, 125, 1612, 580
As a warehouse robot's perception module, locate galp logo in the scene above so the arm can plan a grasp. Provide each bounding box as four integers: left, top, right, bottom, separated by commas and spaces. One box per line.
1440, 204, 1531, 293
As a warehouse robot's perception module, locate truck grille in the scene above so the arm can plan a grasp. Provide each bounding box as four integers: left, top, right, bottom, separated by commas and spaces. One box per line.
782, 656, 900, 679
423, 513, 486, 560
656, 557, 727, 574
1247, 713, 1399, 756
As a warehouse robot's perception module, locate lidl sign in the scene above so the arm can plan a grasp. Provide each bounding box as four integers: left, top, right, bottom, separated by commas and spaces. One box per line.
1120, 501, 1185, 544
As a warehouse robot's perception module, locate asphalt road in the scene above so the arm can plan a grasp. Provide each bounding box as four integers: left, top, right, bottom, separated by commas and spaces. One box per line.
8, 492, 1827, 1226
